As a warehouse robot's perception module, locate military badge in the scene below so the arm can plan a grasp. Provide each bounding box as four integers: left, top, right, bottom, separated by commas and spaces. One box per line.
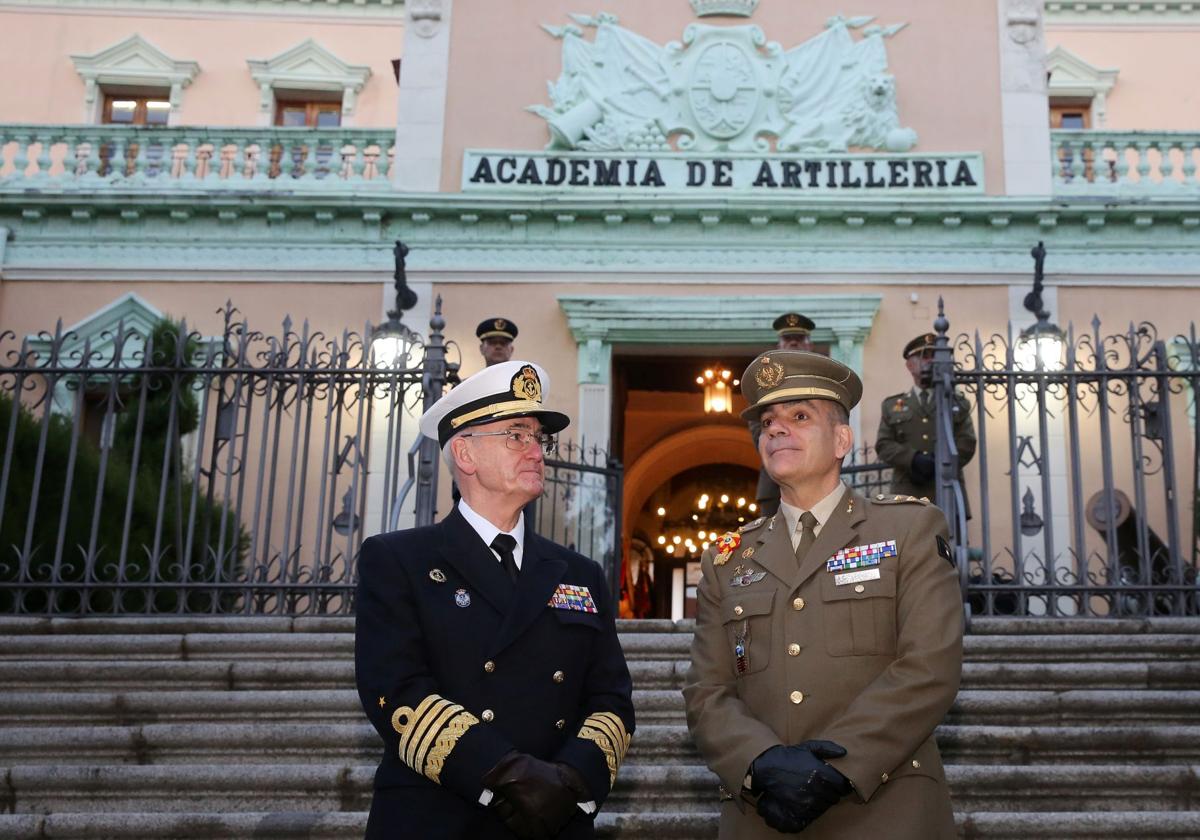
754, 360, 785, 389
836, 568, 881, 586
713, 531, 740, 566
548, 583, 598, 613
734, 621, 750, 675
741, 547, 755, 559
729, 568, 766, 587
429, 568, 447, 584
511, 365, 543, 402
826, 539, 898, 572
454, 588, 471, 608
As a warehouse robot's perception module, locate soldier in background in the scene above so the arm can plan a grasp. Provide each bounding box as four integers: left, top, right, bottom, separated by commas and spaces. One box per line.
478, 318, 518, 367
875, 333, 977, 510
751, 314, 817, 516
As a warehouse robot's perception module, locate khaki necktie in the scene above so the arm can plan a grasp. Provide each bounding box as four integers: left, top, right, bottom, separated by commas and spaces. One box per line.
795, 511, 819, 564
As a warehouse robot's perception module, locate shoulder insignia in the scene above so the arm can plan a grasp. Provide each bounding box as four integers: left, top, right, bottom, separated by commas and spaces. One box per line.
871, 493, 931, 506
738, 516, 767, 534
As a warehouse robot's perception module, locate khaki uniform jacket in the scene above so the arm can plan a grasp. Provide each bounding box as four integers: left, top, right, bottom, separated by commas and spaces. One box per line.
682, 490, 963, 840
875, 390, 976, 509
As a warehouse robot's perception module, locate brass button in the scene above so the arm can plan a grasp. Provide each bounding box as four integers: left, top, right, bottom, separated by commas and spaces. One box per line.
922, 434, 929, 440
555, 719, 565, 730
854, 584, 865, 594
787, 643, 801, 656
881, 772, 889, 783
733, 605, 744, 616
481, 709, 494, 722
792, 597, 805, 611
483, 661, 495, 673
553, 670, 565, 683
789, 690, 804, 704
922, 418, 928, 423
912, 759, 922, 769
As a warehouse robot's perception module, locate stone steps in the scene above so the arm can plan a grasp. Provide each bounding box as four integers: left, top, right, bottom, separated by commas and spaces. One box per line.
2, 687, 1197, 728
4, 763, 1198, 815
2, 721, 1197, 766
1, 810, 1198, 839
1, 616, 1197, 839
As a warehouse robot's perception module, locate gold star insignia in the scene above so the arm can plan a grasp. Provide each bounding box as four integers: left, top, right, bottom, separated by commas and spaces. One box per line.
378, 696, 387, 708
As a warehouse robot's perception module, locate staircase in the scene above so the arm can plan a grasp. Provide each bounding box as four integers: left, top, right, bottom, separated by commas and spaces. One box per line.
1, 616, 1199, 838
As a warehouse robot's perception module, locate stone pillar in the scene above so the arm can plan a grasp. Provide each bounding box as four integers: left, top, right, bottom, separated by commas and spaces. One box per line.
997, 0, 1052, 195
830, 328, 866, 445
575, 335, 612, 450
393, 0, 453, 191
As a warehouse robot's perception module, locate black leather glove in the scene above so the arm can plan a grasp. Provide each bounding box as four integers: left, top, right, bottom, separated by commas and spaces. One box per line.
751, 741, 852, 832
756, 790, 808, 834
910, 451, 936, 484
483, 751, 584, 839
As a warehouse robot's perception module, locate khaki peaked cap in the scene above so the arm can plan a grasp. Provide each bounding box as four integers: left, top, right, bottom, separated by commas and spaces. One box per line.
739, 350, 862, 420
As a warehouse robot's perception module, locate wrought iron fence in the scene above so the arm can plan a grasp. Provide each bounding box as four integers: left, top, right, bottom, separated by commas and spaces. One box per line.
930, 303, 1200, 618
840, 445, 893, 500
0, 302, 446, 616
531, 442, 624, 602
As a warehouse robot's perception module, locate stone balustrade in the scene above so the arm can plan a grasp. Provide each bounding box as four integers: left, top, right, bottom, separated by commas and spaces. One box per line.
0, 125, 395, 191
1051, 129, 1200, 195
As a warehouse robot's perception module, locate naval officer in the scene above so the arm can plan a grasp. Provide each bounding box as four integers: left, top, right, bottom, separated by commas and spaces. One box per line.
478, 318, 518, 367
683, 350, 963, 838
356, 359, 634, 839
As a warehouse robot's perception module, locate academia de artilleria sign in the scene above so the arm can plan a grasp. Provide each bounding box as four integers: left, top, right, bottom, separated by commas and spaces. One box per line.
463, 11, 983, 195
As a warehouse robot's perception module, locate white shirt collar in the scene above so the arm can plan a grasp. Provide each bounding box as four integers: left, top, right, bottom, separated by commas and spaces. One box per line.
778, 482, 847, 547
457, 498, 525, 563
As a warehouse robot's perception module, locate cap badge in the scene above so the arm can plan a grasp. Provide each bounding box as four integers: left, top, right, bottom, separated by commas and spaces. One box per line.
511, 365, 543, 402
787, 314, 800, 326
754, 361, 785, 389
494, 319, 507, 331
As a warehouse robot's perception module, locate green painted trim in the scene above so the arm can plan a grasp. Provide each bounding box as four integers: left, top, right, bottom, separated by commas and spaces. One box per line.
4, 190, 1200, 278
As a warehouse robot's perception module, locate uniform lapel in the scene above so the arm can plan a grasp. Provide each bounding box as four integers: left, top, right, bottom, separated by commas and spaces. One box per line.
438, 508, 514, 614
745, 515, 797, 590
795, 488, 868, 587
487, 524, 567, 658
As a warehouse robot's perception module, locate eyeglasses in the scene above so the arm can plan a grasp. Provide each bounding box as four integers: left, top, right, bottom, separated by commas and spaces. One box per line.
460, 428, 558, 455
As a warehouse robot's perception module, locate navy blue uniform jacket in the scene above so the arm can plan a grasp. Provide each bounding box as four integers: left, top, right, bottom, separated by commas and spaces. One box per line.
355, 508, 635, 839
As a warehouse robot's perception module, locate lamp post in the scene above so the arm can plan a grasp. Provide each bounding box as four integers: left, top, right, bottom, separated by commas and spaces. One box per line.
1015, 241, 1066, 372
370, 240, 420, 367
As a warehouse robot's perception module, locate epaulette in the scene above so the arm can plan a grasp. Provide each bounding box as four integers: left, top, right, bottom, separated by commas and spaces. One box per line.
738, 516, 767, 534
870, 493, 932, 505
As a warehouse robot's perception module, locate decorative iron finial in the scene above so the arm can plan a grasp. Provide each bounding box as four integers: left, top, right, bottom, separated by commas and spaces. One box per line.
1023, 241, 1048, 322
934, 296, 949, 338
389, 240, 418, 320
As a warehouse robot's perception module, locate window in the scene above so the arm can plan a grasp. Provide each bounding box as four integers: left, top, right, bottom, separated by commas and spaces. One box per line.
104, 95, 172, 126
1050, 103, 1104, 183
1050, 104, 1090, 130
274, 100, 342, 128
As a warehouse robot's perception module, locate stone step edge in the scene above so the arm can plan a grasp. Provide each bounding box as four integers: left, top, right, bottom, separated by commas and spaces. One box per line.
0, 810, 1198, 840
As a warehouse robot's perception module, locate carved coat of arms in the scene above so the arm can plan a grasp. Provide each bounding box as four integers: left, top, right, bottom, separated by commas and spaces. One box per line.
529, 12, 917, 154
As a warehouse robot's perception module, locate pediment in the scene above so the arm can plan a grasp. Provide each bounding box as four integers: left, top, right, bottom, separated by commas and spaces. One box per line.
247, 39, 371, 92
71, 34, 200, 88
1046, 46, 1118, 97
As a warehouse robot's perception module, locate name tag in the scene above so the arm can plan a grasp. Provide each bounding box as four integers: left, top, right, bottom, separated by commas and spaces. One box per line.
548, 583, 598, 613
835, 568, 882, 586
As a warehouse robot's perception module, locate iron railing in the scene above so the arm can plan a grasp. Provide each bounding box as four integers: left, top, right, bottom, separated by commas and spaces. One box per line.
0, 301, 446, 616
931, 302, 1200, 618
533, 442, 624, 602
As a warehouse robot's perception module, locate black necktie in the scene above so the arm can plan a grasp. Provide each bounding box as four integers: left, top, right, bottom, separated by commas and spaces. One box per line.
491, 534, 519, 583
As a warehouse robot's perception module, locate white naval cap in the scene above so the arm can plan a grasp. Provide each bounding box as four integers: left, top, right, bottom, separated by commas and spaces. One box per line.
419, 360, 570, 447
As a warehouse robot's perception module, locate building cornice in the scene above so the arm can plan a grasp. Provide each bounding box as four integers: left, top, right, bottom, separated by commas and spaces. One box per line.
2, 191, 1199, 281
0, 0, 404, 19
1045, 0, 1200, 25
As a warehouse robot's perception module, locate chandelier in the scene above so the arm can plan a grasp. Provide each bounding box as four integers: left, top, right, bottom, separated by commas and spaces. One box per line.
696, 367, 739, 414
653, 491, 758, 558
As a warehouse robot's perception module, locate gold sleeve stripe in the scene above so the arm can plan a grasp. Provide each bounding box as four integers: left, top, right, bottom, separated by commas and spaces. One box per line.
412, 701, 462, 772
424, 709, 480, 783
394, 693, 480, 785
402, 696, 454, 768
576, 711, 632, 787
